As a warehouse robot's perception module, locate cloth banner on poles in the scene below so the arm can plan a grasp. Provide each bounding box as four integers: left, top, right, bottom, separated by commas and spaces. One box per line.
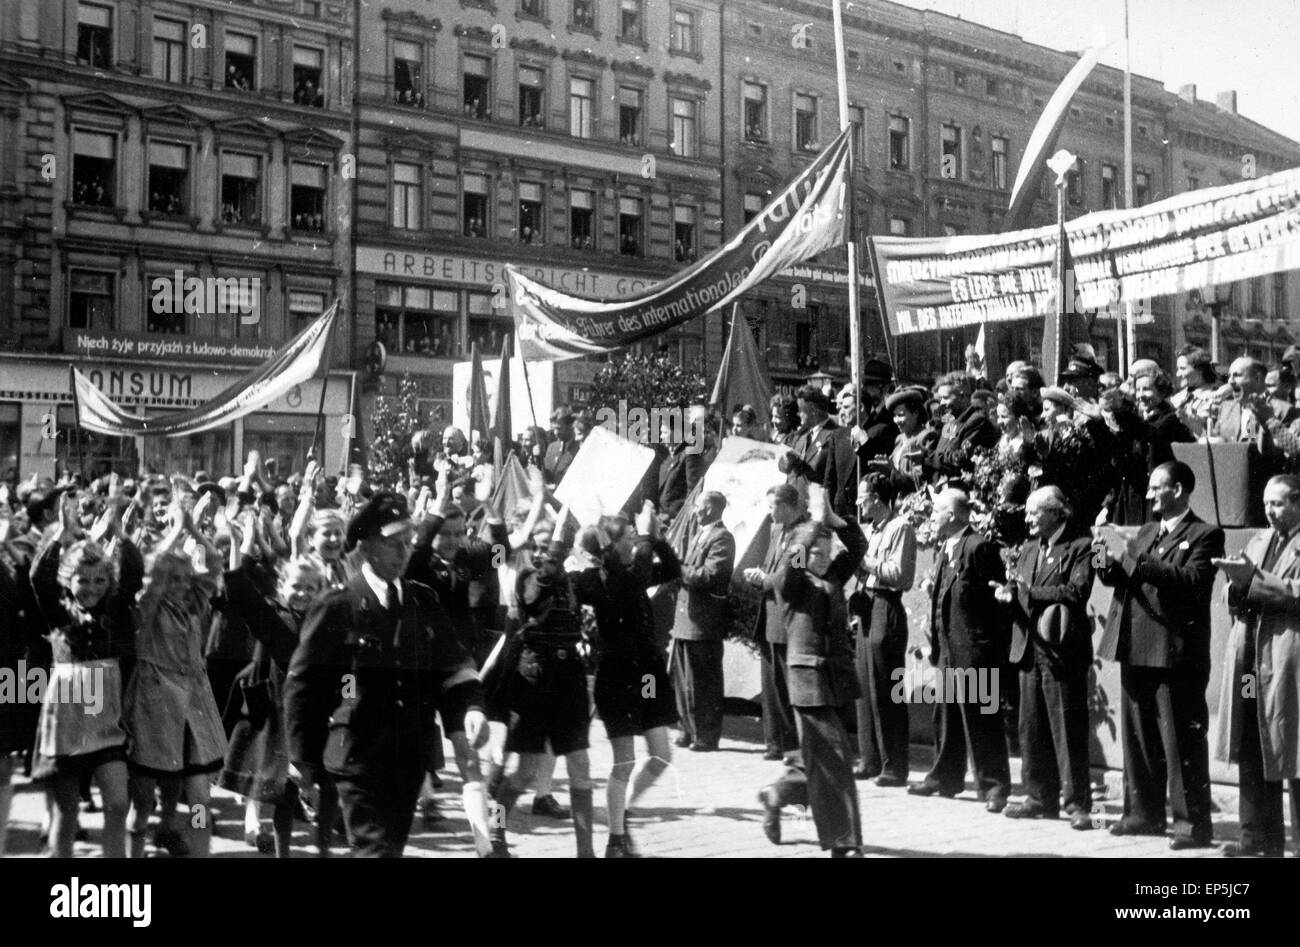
72, 302, 339, 437
869, 166, 1300, 337
506, 129, 853, 360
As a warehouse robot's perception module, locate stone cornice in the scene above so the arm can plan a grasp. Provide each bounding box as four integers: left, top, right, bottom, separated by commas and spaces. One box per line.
381, 9, 442, 33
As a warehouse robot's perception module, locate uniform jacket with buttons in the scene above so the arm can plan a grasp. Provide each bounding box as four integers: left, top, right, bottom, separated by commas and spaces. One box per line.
284, 573, 482, 776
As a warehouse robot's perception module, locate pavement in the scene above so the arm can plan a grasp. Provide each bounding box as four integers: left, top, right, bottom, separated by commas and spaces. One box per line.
2, 713, 1261, 858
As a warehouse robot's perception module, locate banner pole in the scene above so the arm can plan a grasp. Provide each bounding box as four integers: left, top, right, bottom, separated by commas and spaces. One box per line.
68, 366, 86, 481
1122, 0, 1137, 374
516, 329, 539, 429
833, 0, 862, 430
309, 304, 338, 469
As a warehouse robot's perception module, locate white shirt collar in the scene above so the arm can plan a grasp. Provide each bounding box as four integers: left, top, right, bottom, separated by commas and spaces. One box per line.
944, 524, 970, 556
1160, 508, 1191, 535
360, 562, 402, 608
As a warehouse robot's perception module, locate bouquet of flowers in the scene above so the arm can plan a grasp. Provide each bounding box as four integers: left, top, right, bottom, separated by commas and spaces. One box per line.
968, 445, 1031, 549
898, 486, 937, 549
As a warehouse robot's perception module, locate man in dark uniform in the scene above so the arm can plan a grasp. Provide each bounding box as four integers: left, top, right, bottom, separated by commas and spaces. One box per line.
544, 406, 580, 485
670, 490, 736, 752
284, 492, 487, 858
1097, 460, 1223, 849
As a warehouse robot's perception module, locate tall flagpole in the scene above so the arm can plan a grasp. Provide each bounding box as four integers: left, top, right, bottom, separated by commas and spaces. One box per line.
1122, 0, 1136, 375
832, 0, 862, 425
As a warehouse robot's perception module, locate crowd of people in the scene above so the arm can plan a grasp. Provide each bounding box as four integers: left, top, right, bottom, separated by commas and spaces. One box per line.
1, 339, 1298, 858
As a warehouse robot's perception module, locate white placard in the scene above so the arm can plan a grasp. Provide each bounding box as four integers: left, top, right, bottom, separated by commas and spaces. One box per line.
553, 424, 655, 526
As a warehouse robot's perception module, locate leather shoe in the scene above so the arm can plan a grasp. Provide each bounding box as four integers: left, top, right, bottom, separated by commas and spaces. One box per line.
1109, 820, 1165, 837
907, 782, 959, 798
757, 787, 781, 845
985, 797, 1008, 814
1069, 811, 1094, 831
531, 794, 571, 819
853, 766, 880, 781
1221, 841, 1280, 858
689, 743, 718, 752
1004, 802, 1059, 820
673, 734, 692, 749
762, 749, 785, 761
1169, 835, 1214, 851
875, 774, 907, 788
831, 847, 863, 857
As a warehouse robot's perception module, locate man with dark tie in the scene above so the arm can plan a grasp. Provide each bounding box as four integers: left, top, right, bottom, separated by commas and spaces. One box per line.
1096, 460, 1224, 849
1213, 474, 1300, 857
779, 385, 855, 517
544, 406, 580, 485
670, 490, 736, 752
909, 485, 1010, 811
993, 486, 1095, 830
749, 484, 803, 761
284, 493, 487, 857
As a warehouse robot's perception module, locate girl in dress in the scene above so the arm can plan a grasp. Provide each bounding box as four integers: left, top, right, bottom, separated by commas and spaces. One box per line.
29, 495, 139, 857
221, 509, 331, 856
124, 500, 229, 858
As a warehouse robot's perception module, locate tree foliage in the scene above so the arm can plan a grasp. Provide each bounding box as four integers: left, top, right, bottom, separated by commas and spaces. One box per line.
367, 373, 422, 491
586, 352, 709, 413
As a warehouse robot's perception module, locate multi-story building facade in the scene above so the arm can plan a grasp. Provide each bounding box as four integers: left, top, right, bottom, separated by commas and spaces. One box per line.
1166, 85, 1300, 365
351, 0, 724, 428
0, 0, 355, 480
724, 0, 1176, 385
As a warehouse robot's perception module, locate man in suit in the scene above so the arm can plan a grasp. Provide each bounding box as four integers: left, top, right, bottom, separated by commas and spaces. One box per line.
779, 385, 855, 517
670, 490, 736, 752
284, 493, 487, 857
1213, 357, 1299, 476
544, 406, 580, 485
841, 359, 900, 477
909, 485, 1011, 811
922, 372, 999, 482
657, 408, 707, 523
750, 484, 803, 761
993, 486, 1095, 830
1213, 474, 1300, 857
1096, 460, 1224, 848
752, 491, 866, 856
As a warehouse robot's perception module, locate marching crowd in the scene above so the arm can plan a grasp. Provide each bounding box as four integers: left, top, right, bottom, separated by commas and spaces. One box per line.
1, 340, 1298, 858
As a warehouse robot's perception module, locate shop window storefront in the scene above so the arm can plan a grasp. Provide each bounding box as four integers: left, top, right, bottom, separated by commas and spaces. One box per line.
140, 411, 232, 478
244, 413, 317, 480
468, 291, 511, 357
56, 405, 139, 479
0, 404, 18, 481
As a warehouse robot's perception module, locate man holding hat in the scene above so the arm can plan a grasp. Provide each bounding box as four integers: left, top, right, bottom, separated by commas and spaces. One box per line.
284, 492, 486, 857
842, 358, 900, 476
780, 385, 856, 517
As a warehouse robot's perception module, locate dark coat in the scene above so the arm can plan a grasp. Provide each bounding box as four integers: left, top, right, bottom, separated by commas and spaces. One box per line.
929, 528, 1007, 668
787, 419, 856, 517
543, 436, 579, 485
657, 446, 705, 522
572, 536, 681, 659
851, 404, 900, 467
1004, 529, 1095, 668
671, 520, 736, 642
1097, 511, 1224, 670
924, 405, 999, 481
774, 559, 860, 708
283, 573, 483, 776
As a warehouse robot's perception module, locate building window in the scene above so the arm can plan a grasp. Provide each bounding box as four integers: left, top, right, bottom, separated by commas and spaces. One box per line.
391, 162, 422, 230
569, 76, 595, 139
674, 205, 697, 263
463, 172, 489, 237
743, 81, 767, 141
290, 162, 327, 232
518, 181, 545, 245
519, 66, 545, 127
572, 0, 595, 30
794, 93, 819, 151
220, 152, 261, 225
225, 32, 257, 91
468, 291, 511, 357
289, 291, 326, 333
991, 136, 1008, 189
147, 142, 189, 216
953, 69, 967, 91
888, 216, 909, 236
619, 196, 643, 256
71, 129, 115, 206
1101, 163, 1117, 208
1134, 170, 1150, 206
671, 8, 697, 53
743, 192, 764, 224
986, 77, 999, 97
244, 414, 316, 476
940, 123, 962, 179
888, 115, 910, 170
569, 188, 595, 249
145, 272, 187, 334
151, 18, 185, 82
1274, 274, 1287, 319
69, 270, 114, 330
848, 105, 865, 157
670, 97, 697, 158
520, 0, 544, 17
377, 285, 460, 357
393, 40, 424, 106
293, 46, 324, 107
463, 55, 492, 119
77, 4, 113, 68
618, 87, 643, 146
620, 0, 643, 40
1067, 159, 1084, 207
795, 323, 814, 368
1187, 175, 1199, 191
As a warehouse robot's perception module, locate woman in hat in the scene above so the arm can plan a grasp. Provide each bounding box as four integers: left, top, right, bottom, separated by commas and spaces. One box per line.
871, 387, 937, 495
